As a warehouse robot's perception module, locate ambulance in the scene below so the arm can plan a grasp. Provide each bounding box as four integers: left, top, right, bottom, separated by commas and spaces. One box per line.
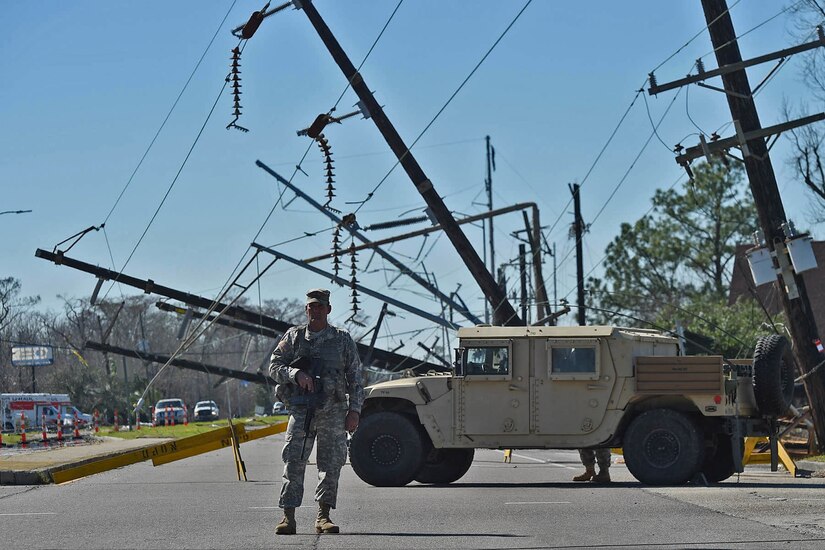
0, 393, 72, 432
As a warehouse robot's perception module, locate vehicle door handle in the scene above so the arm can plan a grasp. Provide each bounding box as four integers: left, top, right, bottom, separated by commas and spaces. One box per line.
508, 384, 524, 391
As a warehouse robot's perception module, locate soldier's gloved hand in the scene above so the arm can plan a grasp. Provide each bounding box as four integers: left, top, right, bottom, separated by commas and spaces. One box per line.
296, 370, 315, 392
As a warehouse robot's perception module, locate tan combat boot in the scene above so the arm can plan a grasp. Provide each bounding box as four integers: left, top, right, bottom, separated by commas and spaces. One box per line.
592, 469, 611, 483
573, 467, 595, 482
315, 502, 340, 534
275, 507, 296, 535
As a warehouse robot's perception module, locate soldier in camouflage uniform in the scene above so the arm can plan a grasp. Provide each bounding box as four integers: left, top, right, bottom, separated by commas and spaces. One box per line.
270, 289, 363, 535
573, 448, 611, 483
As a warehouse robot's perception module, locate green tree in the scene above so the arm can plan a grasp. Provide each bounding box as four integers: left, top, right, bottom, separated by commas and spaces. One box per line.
657, 294, 782, 359
589, 159, 760, 343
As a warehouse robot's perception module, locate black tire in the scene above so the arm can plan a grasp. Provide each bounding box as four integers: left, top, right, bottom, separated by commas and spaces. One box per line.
753, 334, 794, 416
623, 409, 705, 485
349, 411, 424, 487
701, 434, 743, 483
414, 447, 475, 484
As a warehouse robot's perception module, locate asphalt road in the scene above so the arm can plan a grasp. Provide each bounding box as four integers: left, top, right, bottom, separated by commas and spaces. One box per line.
2, 435, 825, 549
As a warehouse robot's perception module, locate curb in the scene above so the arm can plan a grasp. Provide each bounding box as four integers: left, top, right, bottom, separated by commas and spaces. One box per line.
0, 438, 169, 486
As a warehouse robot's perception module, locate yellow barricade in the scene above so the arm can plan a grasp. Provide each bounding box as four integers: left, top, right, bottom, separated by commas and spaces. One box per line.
742, 436, 797, 476
52, 421, 287, 484
152, 422, 287, 466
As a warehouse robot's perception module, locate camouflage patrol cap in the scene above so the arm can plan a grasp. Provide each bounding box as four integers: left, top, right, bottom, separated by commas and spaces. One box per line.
306, 288, 331, 305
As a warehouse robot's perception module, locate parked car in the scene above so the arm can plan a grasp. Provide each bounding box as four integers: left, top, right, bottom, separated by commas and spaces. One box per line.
61, 407, 92, 427
272, 402, 288, 415
193, 400, 220, 422
153, 398, 187, 425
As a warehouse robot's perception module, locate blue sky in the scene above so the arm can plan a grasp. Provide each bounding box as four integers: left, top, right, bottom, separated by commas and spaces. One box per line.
2, 1, 822, 355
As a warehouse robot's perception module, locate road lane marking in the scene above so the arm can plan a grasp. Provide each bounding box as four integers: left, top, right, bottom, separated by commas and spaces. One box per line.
0, 512, 58, 516
494, 450, 578, 469
505, 501, 571, 505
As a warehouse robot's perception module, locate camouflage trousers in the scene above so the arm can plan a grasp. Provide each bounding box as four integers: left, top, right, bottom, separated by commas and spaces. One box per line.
578, 448, 611, 470
279, 400, 348, 509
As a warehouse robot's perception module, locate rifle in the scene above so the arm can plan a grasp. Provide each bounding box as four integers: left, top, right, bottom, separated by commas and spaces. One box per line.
289, 355, 326, 460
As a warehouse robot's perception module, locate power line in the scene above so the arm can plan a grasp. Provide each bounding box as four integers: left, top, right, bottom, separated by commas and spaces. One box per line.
650, 0, 743, 74
100, 72, 235, 303
541, 86, 645, 242
102, 1, 240, 226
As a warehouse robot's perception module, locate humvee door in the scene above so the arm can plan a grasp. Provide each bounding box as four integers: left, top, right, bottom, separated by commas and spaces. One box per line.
455, 339, 530, 435
533, 338, 616, 435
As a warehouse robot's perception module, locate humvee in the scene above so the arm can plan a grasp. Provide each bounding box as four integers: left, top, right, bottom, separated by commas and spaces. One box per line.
349, 325, 793, 486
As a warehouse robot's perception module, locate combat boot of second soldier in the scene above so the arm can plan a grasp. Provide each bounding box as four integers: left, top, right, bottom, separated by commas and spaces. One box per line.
592, 469, 611, 483
572, 467, 595, 482
275, 507, 296, 535
315, 502, 340, 534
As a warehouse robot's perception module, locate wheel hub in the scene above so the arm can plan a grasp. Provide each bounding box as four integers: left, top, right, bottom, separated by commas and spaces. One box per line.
370, 434, 401, 465
643, 428, 680, 468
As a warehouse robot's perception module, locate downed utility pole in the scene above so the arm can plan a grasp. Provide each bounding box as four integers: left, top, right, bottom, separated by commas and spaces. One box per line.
301, 201, 552, 323
256, 160, 482, 325
85, 341, 271, 385
34, 249, 445, 372
250, 242, 460, 330
701, 0, 825, 453
155, 302, 281, 340
293, 0, 522, 326
649, 0, 825, 451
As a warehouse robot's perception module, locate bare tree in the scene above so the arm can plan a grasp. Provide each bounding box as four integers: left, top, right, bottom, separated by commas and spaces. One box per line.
785, 2, 825, 222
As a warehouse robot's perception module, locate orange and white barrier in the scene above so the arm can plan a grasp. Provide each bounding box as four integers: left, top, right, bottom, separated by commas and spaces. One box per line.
183, 407, 188, 426
165, 406, 171, 427
93, 409, 99, 434
113, 409, 119, 432
73, 410, 80, 439
136, 409, 141, 430
42, 413, 48, 443
151, 406, 155, 427
57, 418, 63, 442
20, 412, 27, 445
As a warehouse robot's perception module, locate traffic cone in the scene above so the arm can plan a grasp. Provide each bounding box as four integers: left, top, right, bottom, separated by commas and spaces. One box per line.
20, 412, 27, 445
73, 410, 80, 439
42, 413, 48, 443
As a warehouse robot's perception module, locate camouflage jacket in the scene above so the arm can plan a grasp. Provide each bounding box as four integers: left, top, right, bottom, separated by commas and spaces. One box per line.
269, 324, 364, 414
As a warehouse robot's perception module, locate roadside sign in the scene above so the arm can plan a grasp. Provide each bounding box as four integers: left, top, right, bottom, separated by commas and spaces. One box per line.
11, 345, 54, 367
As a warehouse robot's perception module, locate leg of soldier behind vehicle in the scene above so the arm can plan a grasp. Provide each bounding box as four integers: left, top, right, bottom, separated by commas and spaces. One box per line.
573, 449, 597, 481
592, 448, 611, 483
276, 406, 314, 535
573, 448, 611, 482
